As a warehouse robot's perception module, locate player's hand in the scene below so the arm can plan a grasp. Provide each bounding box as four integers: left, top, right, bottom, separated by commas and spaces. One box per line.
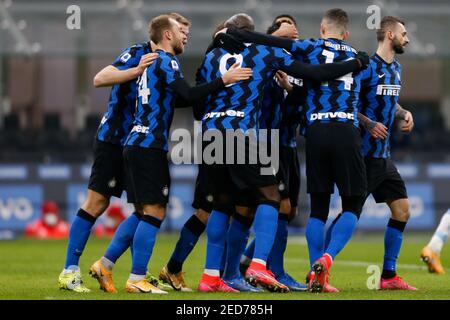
136, 53, 159, 75
214, 28, 228, 38
367, 121, 388, 139
214, 33, 246, 54
400, 110, 414, 133
356, 51, 370, 69
272, 23, 298, 39
275, 71, 293, 92
221, 62, 253, 85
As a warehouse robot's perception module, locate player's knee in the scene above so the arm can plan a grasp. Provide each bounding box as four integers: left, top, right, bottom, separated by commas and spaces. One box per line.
194, 209, 210, 224
341, 195, 365, 219
143, 204, 166, 220
310, 193, 331, 223
258, 184, 281, 207
82, 191, 110, 217
279, 198, 291, 215
389, 198, 410, 222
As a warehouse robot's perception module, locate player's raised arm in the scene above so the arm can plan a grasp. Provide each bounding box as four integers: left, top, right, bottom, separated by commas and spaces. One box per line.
93, 52, 158, 87
279, 51, 369, 83
169, 62, 252, 103
226, 27, 294, 52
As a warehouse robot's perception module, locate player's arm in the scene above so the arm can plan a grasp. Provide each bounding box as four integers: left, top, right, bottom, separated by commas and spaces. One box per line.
279, 51, 369, 82
205, 33, 246, 54
169, 62, 252, 103
357, 112, 388, 139
225, 27, 294, 52
93, 52, 158, 87
395, 103, 414, 133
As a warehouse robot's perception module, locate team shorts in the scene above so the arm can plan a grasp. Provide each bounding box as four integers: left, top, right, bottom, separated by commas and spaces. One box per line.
305, 122, 367, 197
88, 139, 125, 198
202, 134, 278, 209
123, 146, 170, 205
191, 164, 214, 212
365, 157, 407, 203
277, 146, 301, 207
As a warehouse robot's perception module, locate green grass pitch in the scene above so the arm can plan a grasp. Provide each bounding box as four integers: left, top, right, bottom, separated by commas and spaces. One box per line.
0, 233, 449, 300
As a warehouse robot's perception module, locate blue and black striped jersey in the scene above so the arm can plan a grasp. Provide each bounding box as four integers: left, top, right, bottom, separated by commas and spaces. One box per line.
260, 76, 304, 148
359, 54, 402, 158
97, 42, 152, 146
197, 44, 296, 132
259, 79, 284, 131
290, 38, 363, 127
125, 50, 183, 151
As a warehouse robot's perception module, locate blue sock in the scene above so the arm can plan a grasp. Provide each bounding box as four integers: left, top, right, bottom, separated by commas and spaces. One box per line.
325, 214, 342, 251
104, 212, 141, 263
65, 209, 96, 268
325, 211, 358, 259
252, 204, 278, 263
205, 210, 229, 271
306, 217, 325, 268
268, 216, 288, 277
223, 217, 251, 280
167, 215, 206, 274
382, 219, 406, 278
243, 238, 255, 261
131, 216, 162, 275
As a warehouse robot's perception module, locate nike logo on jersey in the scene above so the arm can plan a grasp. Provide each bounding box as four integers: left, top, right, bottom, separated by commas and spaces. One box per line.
378, 74, 385, 79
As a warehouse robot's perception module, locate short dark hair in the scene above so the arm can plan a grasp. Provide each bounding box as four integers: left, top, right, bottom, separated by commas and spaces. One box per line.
267, 14, 297, 34
169, 12, 191, 27
322, 8, 349, 35
273, 14, 297, 26
149, 15, 176, 44
224, 13, 255, 31
376, 16, 405, 42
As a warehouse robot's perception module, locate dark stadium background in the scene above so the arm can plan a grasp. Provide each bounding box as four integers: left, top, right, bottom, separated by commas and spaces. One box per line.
0, 0, 449, 238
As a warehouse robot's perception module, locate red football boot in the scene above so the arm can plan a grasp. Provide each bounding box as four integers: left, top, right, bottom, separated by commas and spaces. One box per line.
198, 273, 238, 293
310, 254, 333, 293
245, 261, 289, 293
380, 275, 417, 291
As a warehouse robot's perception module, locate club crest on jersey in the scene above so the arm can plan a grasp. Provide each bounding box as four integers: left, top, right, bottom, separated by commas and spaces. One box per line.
171, 60, 179, 71
108, 178, 117, 188
162, 185, 169, 197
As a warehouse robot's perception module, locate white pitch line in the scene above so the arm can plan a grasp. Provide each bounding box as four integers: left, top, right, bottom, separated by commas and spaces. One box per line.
285, 258, 429, 270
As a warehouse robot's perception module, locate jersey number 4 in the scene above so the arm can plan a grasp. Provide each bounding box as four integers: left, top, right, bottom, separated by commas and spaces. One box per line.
322, 49, 354, 90
138, 68, 150, 104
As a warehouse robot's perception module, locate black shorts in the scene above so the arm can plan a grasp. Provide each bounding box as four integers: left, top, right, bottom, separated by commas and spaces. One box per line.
191, 164, 214, 213
365, 157, 407, 203
123, 146, 170, 205
277, 147, 301, 207
305, 122, 367, 197
202, 135, 278, 209
88, 139, 125, 198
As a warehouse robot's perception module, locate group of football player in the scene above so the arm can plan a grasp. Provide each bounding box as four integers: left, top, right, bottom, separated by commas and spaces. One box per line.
57, 7, 433, 295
